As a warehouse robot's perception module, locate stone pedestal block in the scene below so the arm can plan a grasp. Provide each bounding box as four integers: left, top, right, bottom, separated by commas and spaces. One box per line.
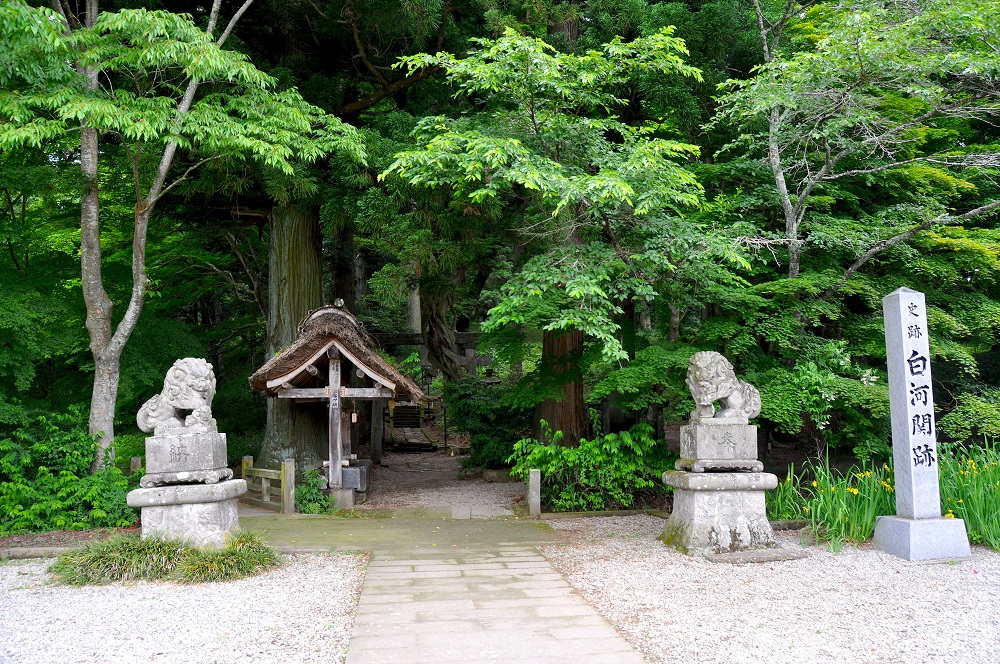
145, 432, 228, 475
661, 471, 777, 556
873, 515, 971, 561
127, 479, 246, 549
140, 467, 233, 488
331, 487, 357, 508
680, 420, 756, 461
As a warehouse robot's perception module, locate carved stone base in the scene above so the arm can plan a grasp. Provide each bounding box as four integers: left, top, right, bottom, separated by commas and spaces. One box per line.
661, 471, 777, 556
680, 420, 757, 460
127, 480, 246, 549
675, 459, 764, 473
144, 432, 228, 475
139, 467, 233, 488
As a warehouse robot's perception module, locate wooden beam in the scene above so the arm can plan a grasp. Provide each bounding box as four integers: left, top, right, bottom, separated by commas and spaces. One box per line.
342, 387, 395, 399
276, 387, 330, 399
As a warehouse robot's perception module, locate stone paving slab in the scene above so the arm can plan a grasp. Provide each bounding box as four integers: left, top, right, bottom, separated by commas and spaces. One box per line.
242, 514, 643, 663
347, 547, 643, 663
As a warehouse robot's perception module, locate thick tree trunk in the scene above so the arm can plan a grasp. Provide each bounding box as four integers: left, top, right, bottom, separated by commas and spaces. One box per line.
80, 117, 119, 471
331, 225, 356, 311
89, 355, 121, 467
534, 330, 587, 447
669, 305, 682, 343
424, 299, 466, 382
260, 205, 326, 471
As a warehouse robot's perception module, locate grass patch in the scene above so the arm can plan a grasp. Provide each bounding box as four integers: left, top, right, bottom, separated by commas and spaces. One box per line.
49, 530, 280, 585
767, 443, 1000, 551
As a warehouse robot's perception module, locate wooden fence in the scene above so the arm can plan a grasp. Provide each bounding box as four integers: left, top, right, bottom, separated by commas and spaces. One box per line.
241, 457, 295, 514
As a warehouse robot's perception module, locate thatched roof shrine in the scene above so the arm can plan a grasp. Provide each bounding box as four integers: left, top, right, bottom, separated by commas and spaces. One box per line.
249, 306, 425, 402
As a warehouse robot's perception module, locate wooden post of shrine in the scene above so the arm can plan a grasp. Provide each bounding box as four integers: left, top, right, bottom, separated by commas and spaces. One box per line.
328, 348, 342, 487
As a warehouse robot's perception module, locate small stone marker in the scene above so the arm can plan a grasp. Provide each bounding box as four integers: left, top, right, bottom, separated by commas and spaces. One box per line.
528, 469, 541, 517
873, 288, 970, 561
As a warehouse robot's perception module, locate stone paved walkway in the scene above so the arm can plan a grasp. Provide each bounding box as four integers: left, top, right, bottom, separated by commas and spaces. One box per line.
242, 514, 644, 663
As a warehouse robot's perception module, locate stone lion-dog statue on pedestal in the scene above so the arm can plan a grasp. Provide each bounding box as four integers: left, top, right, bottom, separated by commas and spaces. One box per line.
686, 351, 761, 420
137, 358, 218, 435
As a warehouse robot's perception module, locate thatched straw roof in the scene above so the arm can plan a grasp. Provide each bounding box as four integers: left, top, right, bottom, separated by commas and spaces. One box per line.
249, 306, 426, 401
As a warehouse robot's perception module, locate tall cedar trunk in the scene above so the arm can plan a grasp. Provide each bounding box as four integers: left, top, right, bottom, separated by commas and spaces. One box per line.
534, 330, 587, 447
332, 225, 356, 311
260, 205, 326, 471
423, 297, 466, 382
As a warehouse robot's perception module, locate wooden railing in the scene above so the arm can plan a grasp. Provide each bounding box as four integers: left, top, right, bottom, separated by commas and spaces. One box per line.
241, 457, 295, 514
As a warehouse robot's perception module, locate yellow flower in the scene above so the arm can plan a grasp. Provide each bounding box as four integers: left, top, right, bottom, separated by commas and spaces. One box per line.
958, 499, 963, 503
944, 510, 955, 519
884, 463, 891, 472
811, 480, 818, 487
803, 506, 810, 513
847, 487, 860, 495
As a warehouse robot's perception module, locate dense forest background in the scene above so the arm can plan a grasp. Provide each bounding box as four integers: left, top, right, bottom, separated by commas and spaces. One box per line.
2, 0, 999, 480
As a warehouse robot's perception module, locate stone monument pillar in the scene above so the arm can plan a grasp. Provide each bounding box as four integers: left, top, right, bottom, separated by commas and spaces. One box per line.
660, 352, 777, 555
873, 288, 970, 561
126, 358, 247, 548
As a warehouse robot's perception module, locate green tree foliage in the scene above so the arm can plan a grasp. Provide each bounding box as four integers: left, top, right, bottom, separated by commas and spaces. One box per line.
384, 29, 711, 361
0, 1, 363, 467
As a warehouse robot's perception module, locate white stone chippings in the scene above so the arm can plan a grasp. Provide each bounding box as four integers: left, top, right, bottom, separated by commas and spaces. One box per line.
0, 553, 367, 664
542, 515, 1000, 664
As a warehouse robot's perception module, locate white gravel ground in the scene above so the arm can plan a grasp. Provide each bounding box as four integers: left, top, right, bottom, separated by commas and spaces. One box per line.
0, 553, 367, 664
542, 515, 1000, 664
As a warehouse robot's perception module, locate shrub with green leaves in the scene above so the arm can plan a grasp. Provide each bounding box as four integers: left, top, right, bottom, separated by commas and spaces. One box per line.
49, 530, 280, 585
509, 422, 676, 512
446, 376, 532, 469
295, 469, 333, 514
0, 407, 136, 535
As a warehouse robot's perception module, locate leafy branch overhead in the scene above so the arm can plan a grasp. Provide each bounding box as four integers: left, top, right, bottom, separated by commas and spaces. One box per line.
381, 29, 740, 362
0, 5, 364, 179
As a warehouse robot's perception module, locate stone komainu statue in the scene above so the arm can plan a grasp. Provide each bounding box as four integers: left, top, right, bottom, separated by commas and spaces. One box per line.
685, 351, 761, 420
137, 358, 218, 435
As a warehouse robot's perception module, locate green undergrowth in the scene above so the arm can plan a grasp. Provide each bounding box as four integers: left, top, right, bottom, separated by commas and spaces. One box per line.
0, 408, 138, 535
48, 530, 280, 585
295, 469, 333, 514
509, 423, 677, 512
767, 442, 1000, 551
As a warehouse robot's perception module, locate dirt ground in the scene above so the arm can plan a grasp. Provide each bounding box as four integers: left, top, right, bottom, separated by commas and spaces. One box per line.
0, 527, 137, 550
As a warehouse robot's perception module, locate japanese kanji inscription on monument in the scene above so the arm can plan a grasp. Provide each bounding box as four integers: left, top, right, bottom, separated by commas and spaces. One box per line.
888, 291, 939, 518
873, 288, 970, 561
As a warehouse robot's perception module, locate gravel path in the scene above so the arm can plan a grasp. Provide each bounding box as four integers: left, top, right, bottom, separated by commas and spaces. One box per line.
0, 553, 367, 664
541, 515, 1000, 664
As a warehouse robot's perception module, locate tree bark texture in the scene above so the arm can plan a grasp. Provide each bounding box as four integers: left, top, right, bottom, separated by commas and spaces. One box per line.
260, 205, 327, 471
534, 330, 587, 447
331, 225, 357, 311
423, 299, 466, 382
